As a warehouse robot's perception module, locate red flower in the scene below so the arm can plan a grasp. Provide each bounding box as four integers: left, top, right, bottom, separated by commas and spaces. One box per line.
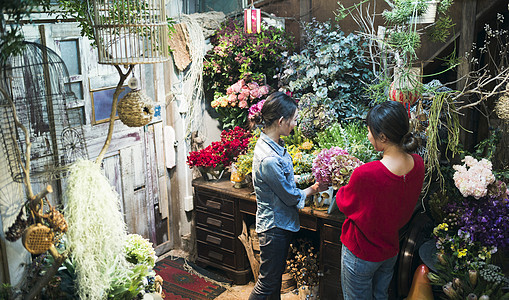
186, 127, 252, 169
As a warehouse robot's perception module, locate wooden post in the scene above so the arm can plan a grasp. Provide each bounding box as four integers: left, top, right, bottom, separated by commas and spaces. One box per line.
457, 0, 477, 151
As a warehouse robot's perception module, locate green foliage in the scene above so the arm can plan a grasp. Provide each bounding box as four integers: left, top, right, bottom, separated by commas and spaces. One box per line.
335, 0, 370, 21
280, 19, 374, 138
0, 0, 50, 63
57, 0, 94, 42
203, 18, 294, 95
0, 283, 12, 300
388, 30, 421, 57
427, 15, 455, 43
315, 121, 379, 163
108, 265, 151, 300
382, 0, 429, 24
125, 234, 157, 269
236, 128, 261, 176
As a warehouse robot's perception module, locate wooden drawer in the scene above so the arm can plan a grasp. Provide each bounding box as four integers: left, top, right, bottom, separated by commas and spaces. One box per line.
322, 223, 341, 245
196, 226, 235, 252
320, 264, 343, 300
196, 210, 235, 234
197, 241, 239, 269
300, 213, 317, 231
322, 241, 342, 267
195, 191, 235, 216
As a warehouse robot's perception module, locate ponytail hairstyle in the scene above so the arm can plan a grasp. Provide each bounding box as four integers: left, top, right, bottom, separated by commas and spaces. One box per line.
259, 91, 298, 128
366, 101, 419, 153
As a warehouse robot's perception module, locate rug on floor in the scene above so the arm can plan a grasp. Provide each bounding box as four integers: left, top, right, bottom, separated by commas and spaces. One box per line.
154, 257, 227, 300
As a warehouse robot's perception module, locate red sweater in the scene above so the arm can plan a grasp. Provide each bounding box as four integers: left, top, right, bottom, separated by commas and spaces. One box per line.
335, 154, 425, 262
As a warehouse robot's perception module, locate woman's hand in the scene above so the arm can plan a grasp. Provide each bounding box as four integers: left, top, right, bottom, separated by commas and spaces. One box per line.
304, 182, 330, 197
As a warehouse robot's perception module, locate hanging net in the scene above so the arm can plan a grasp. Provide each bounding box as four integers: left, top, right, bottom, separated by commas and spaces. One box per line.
0, 41, 88, 183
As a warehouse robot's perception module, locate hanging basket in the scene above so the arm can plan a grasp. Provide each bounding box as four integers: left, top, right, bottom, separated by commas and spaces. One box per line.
22, 223, 54, 255
389, 67, 422, 106
117, 90, 155, 127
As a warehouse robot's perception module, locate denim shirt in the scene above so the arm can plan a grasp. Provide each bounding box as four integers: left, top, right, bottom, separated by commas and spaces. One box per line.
252, 132, 306, 233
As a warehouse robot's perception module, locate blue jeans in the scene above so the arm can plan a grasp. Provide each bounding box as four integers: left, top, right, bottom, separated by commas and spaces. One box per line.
248, 227, 293, 300
341, 245, 398, 300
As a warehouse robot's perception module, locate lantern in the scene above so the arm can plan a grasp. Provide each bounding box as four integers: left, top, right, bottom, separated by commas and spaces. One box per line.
244, 3, 261, 34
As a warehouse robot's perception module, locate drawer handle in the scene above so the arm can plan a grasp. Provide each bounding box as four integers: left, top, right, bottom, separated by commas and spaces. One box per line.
206, 235, 222, 245
206, 200, 221, 210
206, 217, 222, 227
208, 251, 223, 261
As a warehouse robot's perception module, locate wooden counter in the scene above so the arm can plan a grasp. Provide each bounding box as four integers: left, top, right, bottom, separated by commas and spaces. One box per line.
192, 178, 346, 299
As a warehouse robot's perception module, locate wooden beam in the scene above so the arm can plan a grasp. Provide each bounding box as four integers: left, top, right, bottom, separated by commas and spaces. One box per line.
458, 0, 478, 150
423, 0, 503, 68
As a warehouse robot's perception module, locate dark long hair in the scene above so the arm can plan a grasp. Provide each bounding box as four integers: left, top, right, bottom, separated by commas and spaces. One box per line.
257, 91, 298, 127
366, 101, 418, 152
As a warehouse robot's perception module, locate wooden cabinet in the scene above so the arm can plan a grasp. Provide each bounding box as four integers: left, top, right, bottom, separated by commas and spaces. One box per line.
193, 178, 346, 298
193, 186, 251, 284
320, 220, 343, 299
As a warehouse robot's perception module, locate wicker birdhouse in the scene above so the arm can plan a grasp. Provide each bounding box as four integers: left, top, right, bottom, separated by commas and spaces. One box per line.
117, 78, 155, 127
91, 0, 169, 65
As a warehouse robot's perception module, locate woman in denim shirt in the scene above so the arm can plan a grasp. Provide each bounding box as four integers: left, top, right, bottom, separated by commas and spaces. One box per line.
248, 92, 326, 300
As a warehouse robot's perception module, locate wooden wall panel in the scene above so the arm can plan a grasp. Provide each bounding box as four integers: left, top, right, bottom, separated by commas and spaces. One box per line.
102, 154, 124, 216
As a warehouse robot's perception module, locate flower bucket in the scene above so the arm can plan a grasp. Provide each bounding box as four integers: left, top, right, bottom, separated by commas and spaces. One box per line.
298, 285, 319, 300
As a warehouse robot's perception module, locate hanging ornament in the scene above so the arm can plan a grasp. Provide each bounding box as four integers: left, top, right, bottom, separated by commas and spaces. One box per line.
389, 67, 422, 117
244, 1, 261, 34
118, 76, 155, 127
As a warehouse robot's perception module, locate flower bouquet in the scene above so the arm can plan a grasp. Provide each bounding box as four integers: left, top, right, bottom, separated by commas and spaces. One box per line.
187, 127, 251, 180
427, 156, 509, 299
211, 79, 270, 129
312, 147, 363, 190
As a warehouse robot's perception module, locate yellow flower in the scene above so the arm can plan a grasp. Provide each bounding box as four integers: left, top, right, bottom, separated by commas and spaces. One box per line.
300, 141, 313, 151
457, 249, 467, 258
433, 223, 449, 235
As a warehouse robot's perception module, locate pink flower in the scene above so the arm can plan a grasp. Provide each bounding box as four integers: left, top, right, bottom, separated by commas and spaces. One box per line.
259, 85, 269, 95
250, 88, 262, 99
228, 93, 237, 104
247, 82, 259, 90
230, 79, 245, 93
239, 100, 248, 109
238, 92, 246, 101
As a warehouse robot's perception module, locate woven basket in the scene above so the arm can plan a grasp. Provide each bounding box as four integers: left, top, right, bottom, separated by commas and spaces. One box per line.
22, 223, 54, 255
118, 90, 155, 127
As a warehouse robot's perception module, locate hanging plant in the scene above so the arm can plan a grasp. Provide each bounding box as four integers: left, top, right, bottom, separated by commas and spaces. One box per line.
64, 159, 129, 299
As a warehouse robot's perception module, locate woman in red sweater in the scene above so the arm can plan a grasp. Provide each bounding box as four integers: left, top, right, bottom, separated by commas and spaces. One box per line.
336, 101, 425, 300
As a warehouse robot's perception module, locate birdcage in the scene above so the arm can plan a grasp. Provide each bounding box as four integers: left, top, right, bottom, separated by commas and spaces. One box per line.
0, 42, 88, 183
92, 0, 169, 65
